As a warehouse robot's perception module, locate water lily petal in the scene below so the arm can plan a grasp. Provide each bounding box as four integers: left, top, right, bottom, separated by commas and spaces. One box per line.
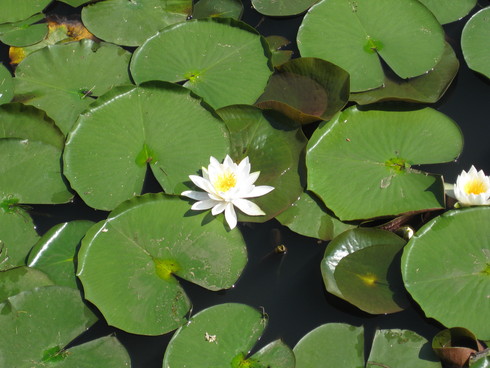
225, 202, 237, 229
191, 199, 219, 210
243, 185, 275, 198
211, 201, 227, 215
232, 198, 265, 216
189, 175, 215, 194
181, 190, 210, 201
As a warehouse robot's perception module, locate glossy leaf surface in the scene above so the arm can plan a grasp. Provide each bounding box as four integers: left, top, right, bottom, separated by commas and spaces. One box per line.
131, 18, 273, 109
77, 194, 247, 335
298, 0, 445, 91
0, 63, 13, 105
27, 220, 94, 289
64, 83, 229, 211
418, 0, 477, 24
0, 286, 97, 368
14, 39, 132, 135
462, 7, 490, 79
402, 207, 490, 339
306, 106, 463, 221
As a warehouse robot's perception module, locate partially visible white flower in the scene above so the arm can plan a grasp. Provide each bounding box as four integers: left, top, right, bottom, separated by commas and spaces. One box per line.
181, 155, 274, 229
453, 165, 490, 206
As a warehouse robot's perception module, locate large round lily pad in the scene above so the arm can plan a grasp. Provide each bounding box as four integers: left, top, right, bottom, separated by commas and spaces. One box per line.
276, 191, 355, 241
306, 105, 463, 221
64, 82, 229, 211
461, 7, 490, 79
297, 0, 445, 92
0, 1, 50, 23
402, 207, 490, 340
27, 220, 94, 289
0, 285, 98, 368
256, 57, 349, 124
293, 323, 364, 367
77, 194, 248, 335
0, 103, 72, 204
164, 303, 294, 367
130, 18, 273, 109
252, 0, 319, 16
418, 0, 477, 24
217, 105, 306, 221
322, 228, 408, 314
82, 0, 192, 47
14, 39, 132, 135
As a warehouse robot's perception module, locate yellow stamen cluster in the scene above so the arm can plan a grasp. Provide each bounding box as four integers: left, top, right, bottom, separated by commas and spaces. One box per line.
213, 172, 237, 192
464, 179, 488, 195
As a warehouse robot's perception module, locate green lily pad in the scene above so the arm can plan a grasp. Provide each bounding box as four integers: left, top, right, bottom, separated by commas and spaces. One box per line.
164, 303, 294, 367
77, 194, 247, 335
293, 323, 364, 367
0, 13, 48, 47
0, 103, 72, 204
0, 0, 51, 24
297, 0, 445, 92
306, 105, 463, 221
367, 329, 441, 368
130, 18, 273, 110
27, 220, 94, 289
322, 228, 407, 313
276, 191, 355, 241
418, 0, 477, 24
58, 335, 131, 368
402, 207, 490, 340
13, 39, 132, 135
58, 0, 92, 6
0, 63, 13, 105
462, 7, 490, 79
252, 0, 319, 16
0, 207, 39, 271
335, 242, 408, 314
0, 266, 53, 301
256, 57, 349, 124
266, 36, 293, 68
351, 42, 459, 105
81, 0, 192, 47
193, 0, 243, 19
0, 285, 98, 368
217, 105, 306, 222
64, 82, 229, 211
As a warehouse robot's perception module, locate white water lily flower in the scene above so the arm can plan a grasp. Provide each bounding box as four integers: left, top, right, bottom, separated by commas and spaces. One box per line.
453, 165, 490, 206
181, 155, 274, 229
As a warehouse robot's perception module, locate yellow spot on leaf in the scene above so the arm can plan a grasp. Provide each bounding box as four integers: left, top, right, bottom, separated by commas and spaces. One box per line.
358, 273, 378, 286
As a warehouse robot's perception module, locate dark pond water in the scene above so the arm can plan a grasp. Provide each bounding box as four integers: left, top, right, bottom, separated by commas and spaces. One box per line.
2, 1, 489, 367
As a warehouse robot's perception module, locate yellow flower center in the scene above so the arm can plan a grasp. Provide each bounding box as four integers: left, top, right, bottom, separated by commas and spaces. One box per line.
213, 171, 237, 192
464, 179, 488, 195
